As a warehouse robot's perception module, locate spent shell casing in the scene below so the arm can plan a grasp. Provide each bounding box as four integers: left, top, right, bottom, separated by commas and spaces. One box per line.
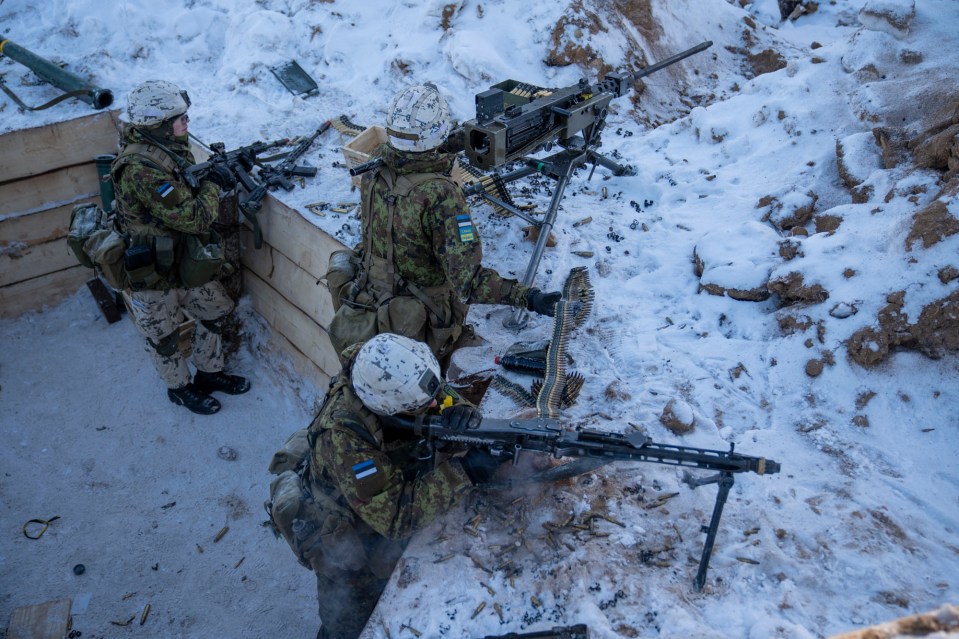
140, 603, 151, 626
214, 526, 229, 543
572, 216, 593, 228
471, 601, 486, 619
572, 251, 594, 258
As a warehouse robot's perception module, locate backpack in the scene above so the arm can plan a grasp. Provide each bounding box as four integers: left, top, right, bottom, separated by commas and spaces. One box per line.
265, 427, 367, 574
67, 203, 129, 290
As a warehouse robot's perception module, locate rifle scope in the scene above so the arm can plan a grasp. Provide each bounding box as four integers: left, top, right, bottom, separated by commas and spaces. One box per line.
0, 38, 113, 110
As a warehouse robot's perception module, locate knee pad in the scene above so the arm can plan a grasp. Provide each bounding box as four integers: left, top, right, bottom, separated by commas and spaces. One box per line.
150, 328, 180, 357
200, 317, 228, 334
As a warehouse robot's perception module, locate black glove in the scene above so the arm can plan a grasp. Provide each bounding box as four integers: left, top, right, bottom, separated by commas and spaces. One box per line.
441, 404, 482, 432
526, 288, 562, 317
458, 448, 502, 485
205, 163, 237, 190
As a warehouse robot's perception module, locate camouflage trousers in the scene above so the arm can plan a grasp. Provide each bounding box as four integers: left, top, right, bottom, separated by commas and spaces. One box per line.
125, 281, 234, 389
315, 523, 406, 639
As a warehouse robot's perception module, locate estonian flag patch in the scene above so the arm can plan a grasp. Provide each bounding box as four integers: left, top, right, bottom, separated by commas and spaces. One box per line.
156, 182, 175, 199
352, 459, 378, 481
456, 214, 475, 243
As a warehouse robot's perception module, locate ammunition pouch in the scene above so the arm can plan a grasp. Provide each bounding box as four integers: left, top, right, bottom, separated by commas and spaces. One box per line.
328, 301, 379, 360
123, 244, 160, 291
179, 230, 225, 289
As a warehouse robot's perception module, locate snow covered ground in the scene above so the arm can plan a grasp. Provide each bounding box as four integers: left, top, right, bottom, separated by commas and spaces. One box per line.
1, 0, 957, 638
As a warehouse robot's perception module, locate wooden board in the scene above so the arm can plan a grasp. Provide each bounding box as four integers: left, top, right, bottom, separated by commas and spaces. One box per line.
240, 226, 337, 329
257, 320, 331, 392
0, 109, 119, 182
0, 235, 79, 288
0, 266, 89, 318
244, 268, 340, 378
5, 597, 72, 639
252, 195, 347, 280
0, 164, 100, 217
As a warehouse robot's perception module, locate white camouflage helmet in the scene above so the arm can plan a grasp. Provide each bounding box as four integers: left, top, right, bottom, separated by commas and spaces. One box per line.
125, 80, 190, 127
385, 83, 453, 152
351, 334, 442, 415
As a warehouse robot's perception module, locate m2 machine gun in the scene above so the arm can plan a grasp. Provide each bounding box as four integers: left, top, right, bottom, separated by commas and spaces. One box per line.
461, 41, 712, 328
388, 413, 779, 591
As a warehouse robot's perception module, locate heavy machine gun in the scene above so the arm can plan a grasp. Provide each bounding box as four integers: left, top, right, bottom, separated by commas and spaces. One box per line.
460, 41, 712, 328
387, 413, 779, 591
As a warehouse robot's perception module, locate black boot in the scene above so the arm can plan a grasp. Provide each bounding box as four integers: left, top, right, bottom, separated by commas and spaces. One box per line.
194, 370, 251, 395
168, 384, 221, 415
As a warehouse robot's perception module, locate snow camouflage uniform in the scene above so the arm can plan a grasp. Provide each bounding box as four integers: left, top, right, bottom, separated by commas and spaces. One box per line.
303, 347, 472, 639
111, 123, 233, 389
328, 143, 531, 362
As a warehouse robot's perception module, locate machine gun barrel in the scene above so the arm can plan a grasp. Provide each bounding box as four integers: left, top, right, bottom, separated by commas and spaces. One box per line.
0, 38, 113, 110
630, 40, 713, 84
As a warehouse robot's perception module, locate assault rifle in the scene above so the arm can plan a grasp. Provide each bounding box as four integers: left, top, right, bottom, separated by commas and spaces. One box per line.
239, 119, 332, 248
460, 41, 712, 328
184, 120, 331, 248
388, 414, 779, 591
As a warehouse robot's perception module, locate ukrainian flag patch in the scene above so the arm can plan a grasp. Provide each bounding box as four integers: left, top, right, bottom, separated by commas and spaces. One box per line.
456, 214, 475, 243
156, 182, 175, 199
352, 459, 378, 481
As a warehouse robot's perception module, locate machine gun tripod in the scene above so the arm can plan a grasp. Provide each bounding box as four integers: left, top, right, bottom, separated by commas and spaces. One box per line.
463, 136, 634, 329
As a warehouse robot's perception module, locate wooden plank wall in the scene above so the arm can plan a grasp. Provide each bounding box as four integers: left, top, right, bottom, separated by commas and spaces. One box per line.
0, 110, 120, 317
240, 196, 347, 388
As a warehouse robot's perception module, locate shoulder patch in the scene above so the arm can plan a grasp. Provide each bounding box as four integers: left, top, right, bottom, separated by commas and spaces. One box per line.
351, 457, 387, 500
456, 214, 476, 243
152, 180, 184, 206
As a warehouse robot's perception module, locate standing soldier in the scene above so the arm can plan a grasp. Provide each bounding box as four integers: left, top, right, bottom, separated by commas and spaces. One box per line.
328, 83, 562, 368
111, 80, 250, 415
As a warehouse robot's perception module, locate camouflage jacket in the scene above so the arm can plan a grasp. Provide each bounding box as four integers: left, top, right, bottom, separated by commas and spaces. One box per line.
308, 369, 471, 540
360, 144, 529, 307
113, 125, 220, 235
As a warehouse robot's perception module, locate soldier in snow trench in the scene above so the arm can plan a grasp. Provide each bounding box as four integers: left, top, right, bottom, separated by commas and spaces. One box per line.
326, 83, 562, 370
281, 334, 502, 639
111, 80, 250, 415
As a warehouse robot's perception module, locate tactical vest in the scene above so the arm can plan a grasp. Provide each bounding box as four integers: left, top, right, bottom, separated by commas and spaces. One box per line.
109, 143, 218, 291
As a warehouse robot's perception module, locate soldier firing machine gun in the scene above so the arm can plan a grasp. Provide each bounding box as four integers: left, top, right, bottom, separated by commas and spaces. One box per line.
183, 119, 332, 249
387, 412, 779, 592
